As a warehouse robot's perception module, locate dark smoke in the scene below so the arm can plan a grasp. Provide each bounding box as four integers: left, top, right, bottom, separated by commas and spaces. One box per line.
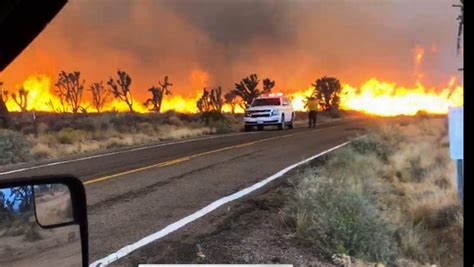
0, 0, 463, 100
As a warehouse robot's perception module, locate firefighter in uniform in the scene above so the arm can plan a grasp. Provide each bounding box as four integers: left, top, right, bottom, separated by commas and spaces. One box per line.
306, 97, 318, 128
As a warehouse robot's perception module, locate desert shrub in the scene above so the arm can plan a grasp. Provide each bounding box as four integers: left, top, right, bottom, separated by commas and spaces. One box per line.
200, 111, 226, 125
137, 122, 156, 135
63, 117, 98, 132
176, 113, 196, 123
49, 119, 75, 132
56, 127, 87, 144
110, 113, 149, 133
31, 143, 54, 160
350, 130, 401, 162
167, 115, 183, 127
3, 217, 29, 236
199, 111, 233, 133
37, 122, 49, 134
286, 118, 462, 266
287, 169, 399, 264
0, 129, 33, 164
407, 156, 427, 182
212, 120, 233, 134
56, 128, 74, 144
24, 223, 42, 242
395, 223, 427, 262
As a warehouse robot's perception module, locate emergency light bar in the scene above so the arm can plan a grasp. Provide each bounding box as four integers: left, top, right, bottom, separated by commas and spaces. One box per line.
264, 93, 284, 97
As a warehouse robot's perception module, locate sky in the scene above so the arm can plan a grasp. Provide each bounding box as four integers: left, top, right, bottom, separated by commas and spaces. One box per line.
0, 0, 463, 99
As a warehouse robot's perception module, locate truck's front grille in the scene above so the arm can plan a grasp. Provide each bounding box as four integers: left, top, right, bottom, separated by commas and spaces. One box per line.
251, 114, 270, 118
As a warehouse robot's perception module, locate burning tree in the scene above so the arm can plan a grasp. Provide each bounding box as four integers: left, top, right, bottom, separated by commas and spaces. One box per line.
12, 87, 28, 113
233, 74, 260, 108
107, 70, 134, 112
197, 87, 224, 113
224, 90, 238, 114
262, 78, 275, 94
233, 74, 276, 108
311, 76, 342, 111
210, 86, 223, 113
197, 88, 212, 113
144, 76, 173, 112
55, 71, 85, 113
0, 82, 11, 128
89, 81, 108, 113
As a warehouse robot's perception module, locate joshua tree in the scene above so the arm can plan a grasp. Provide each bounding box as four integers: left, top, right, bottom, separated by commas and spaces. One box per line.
89, 81, 108, 113
12, 87, 28, 113
144, 76, 173, 112
1, 85, 8, 103
197, 87, 224, 113
10, 186, 34, 214
233, 74, 277, 108
55, 71, 85, 113
159, 76, 173, 94
107, 70, 134, 112
197, 88, 212, 113
233, 74, 261, 108
0, 82, 11, 128
311, 76, 342, 111
144, 86, 162, 112
224, 91, 238, 114
209, 86, 223, 112
262, 78, 275, 94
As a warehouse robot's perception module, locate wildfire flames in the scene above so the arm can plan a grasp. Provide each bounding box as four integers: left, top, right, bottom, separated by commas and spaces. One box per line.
2, 46, 463, 116
3, 74, 462, 116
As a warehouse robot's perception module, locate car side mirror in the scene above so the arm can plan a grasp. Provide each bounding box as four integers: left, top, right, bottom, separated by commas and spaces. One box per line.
0, 175, 88, 267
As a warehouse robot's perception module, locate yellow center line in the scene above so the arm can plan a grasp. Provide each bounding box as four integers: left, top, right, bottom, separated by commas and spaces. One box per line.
84, 128, 321, 185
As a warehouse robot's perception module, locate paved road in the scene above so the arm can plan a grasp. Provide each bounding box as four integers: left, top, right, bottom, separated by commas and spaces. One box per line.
1, 119, 367, 265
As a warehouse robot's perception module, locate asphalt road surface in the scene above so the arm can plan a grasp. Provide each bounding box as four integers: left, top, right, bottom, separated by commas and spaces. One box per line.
1, 119, 368, 265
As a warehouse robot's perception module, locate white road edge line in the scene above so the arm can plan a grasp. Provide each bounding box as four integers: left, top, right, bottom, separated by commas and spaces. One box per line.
90, 135, 364, 267
0, 121, 336, 176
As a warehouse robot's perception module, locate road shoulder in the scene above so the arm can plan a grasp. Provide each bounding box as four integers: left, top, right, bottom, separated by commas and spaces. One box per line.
117, 160, 335, 266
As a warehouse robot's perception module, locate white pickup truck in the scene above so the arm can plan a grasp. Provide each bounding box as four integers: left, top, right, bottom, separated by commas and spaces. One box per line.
244, 94, 295, 131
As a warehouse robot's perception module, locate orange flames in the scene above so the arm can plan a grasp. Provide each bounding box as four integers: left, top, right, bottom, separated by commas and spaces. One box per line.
286, 76, 463, 116
4, 73, 462, 116
2, 45, 463, 117
338, 77, 463, 116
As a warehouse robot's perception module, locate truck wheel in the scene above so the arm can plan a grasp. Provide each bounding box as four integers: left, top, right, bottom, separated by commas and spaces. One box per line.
278, 114, 285, 130
257, 125, 264, 131
288, 113, 294, 129
244, 125, 252, 132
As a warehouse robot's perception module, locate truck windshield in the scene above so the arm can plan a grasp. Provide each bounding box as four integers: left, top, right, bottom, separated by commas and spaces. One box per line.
252, 98, 281, 107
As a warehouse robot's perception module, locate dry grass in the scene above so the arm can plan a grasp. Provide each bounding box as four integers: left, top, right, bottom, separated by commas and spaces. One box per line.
286, 117, 463, 266
27, 125, 214, 159
12, 112, 238, 161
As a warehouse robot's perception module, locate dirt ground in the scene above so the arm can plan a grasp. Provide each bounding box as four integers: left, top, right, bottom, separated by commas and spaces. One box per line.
181, 190, 335, 266
0, 224, 82, 267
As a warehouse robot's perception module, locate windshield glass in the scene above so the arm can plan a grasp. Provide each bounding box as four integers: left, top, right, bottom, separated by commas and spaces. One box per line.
251, 98, 281, 107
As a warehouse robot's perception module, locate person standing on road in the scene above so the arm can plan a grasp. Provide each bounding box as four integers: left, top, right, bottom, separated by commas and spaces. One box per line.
306, 96, 318, 128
